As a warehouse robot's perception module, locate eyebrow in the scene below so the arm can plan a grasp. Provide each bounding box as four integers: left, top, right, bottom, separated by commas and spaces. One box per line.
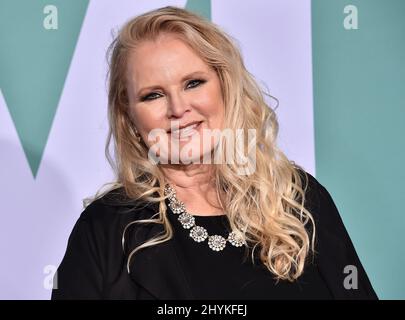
136, 70, 209, 96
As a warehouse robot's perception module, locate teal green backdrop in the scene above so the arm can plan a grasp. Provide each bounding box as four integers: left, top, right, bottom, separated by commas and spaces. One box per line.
312, 0, 405, 299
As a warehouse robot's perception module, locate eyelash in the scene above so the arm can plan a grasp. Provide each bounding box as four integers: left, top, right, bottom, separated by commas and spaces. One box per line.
140, 79, 206, 102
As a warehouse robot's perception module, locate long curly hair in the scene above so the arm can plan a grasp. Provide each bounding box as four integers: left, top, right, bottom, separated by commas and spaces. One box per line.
89, 5, 316, 281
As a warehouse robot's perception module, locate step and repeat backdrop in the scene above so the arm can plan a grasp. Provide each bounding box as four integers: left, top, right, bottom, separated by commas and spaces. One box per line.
0, 0, 403, 299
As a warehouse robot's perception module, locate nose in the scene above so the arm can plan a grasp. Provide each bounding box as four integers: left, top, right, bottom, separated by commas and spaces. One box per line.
166, 91, 190, 119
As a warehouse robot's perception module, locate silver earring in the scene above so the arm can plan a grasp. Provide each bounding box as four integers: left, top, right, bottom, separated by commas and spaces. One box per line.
134, 128, 141, 142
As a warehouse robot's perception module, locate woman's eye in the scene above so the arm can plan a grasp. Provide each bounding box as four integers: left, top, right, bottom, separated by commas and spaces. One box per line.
140, 92, 161, 101
186, 79, 205, 89
140, 79, 206, 102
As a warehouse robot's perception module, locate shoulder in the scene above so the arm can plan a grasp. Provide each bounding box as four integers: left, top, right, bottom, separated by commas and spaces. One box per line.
78, 187, 159, 229
294, 168, 338, 223
295, 168, 350, 249
294, 169, 378, 299
60, 187, 161, 269
68, 187, 162, 255
53, 187, 159, 299
294, 168, 358, 246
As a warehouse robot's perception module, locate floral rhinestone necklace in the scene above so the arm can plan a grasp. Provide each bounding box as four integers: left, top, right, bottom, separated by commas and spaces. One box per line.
164, 184, 245, 251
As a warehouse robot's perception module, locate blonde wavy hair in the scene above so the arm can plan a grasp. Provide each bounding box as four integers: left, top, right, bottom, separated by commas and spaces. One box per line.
89, 5, 316, 282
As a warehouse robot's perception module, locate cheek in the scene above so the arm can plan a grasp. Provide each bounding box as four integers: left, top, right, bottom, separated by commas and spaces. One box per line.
198, 84, 224, 116
131, 107, 167, 149
130, 104, 166, 132
203, 90, 225, 126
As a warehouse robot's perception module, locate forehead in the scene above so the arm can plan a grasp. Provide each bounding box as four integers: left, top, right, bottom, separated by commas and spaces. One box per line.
126, 34, 211, 85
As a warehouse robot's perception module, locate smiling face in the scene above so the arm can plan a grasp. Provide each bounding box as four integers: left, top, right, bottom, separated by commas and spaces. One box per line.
126, 33, 225, 163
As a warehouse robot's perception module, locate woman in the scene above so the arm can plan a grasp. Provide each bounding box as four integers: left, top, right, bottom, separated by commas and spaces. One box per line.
51, 6, 377, 300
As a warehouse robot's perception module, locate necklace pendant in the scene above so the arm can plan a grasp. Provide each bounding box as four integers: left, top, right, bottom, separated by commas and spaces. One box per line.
189, 226, 208, 242
178, 212, 195, 229
228, 231, 245, 247
168, 199, 186, 214
164, 184, 175, 196
208, 235, 227, 251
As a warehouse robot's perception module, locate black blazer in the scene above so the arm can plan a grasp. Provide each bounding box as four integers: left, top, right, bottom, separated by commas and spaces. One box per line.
51, 171, 378, 300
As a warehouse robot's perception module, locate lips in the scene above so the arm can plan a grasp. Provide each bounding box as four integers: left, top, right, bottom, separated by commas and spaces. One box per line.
167, 121, 202, 139
167, 121, 202, 133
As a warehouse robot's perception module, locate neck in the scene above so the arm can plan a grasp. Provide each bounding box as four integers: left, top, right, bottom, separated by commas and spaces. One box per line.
161, 163, 215, 191
161, 164, 224, 215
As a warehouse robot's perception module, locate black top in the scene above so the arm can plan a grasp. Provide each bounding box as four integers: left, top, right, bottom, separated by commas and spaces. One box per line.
51, 171, 378, 300
167, 213, 332, 299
